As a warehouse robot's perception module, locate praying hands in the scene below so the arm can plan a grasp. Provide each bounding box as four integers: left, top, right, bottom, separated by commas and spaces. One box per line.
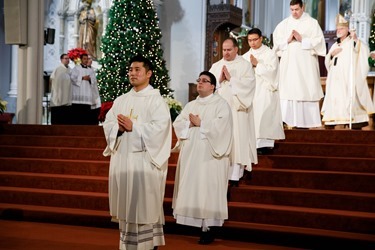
117, 114, 133, 132
189, 113, 201, 127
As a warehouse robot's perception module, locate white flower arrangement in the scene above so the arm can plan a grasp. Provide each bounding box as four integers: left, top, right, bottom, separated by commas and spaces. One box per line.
0, 98, 7, 114
164, 96, 182, 121
164, 96, 182, 112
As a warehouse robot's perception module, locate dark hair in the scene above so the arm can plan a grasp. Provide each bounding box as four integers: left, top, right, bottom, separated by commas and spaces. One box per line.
224, 37, 239, 48
60, 53, 68, 60
290, 0, 303, 7
247, 28, 262, 37
129, 55, 153, 72
80, 53, 88, 59
199, 71, 217, 87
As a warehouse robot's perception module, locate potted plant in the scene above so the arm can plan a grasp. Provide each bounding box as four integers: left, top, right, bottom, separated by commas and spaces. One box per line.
164, 96, 182, 122
0, 98, 7, 114
0, 98, 14, 124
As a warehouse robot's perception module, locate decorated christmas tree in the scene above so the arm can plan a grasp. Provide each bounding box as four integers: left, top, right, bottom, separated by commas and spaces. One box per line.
368, 8, 375, 67
97, 0, 174, 118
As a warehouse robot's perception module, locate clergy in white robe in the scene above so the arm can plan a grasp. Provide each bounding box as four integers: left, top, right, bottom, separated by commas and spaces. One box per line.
273, 0, 326, 128
87, 55, 101, 125
242, 28, 285, 152
172, 71, 232, 245
70, 54, 96, 125
102, 56, 172, 250
209, 38, 257, 184
50, 53, 72, 124
321, 14, 375, 128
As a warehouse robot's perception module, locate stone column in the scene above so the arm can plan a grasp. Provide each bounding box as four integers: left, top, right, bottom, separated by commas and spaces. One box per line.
16, 0, 44, 124
7, 45, 18, 97
351, 0, 372, 43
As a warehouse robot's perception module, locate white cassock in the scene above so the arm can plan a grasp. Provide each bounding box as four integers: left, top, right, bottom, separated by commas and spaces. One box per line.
273, 12, 326, 128
70, 64, 95, 105
243, 45, 285, 148
209, 55, 257, 181
172, 93, 233, 229
102, 86, 172, 250
50, 63, 71, 107
88, 66, 101, 109
322, 37, 375, 125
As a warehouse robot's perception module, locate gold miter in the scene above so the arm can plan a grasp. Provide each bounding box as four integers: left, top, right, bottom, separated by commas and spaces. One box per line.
336, 14, 349, 27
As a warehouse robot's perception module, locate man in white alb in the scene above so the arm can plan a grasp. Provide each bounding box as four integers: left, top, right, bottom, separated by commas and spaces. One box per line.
209, 37, 257, 187
172, 71, 233, 245
70, 53, 96, 124
102, 55, 171, 250
242, 28, 285, 154
321, 14, 375, 129
50, 53, 72, 124
273, 0, 326, 128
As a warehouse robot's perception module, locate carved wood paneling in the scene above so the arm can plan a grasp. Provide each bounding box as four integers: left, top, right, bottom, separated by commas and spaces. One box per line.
205, 3, 242, 70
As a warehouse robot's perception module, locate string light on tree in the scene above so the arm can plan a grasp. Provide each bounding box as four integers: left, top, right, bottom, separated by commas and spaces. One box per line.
97, 0, 174, 121
368, 9, 375, 67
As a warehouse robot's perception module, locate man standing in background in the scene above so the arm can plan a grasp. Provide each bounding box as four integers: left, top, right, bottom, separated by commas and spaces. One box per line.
50, 53, 72, 125
273, 0, 326, 129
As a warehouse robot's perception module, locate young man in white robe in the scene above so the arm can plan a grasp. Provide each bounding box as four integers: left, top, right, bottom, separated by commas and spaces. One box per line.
102, 55, 172, 250
49, 53, 72, 124
172, 71, 233, 245
273, 0, 326, 128
321, 14, 375, 129
209, 38, 257, 187
242, 28, 285, 154
70, 53, 96, 124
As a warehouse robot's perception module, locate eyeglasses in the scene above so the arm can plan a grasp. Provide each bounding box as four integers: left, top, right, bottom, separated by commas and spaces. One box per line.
248, 37, 261, 42
196, 78, 211, 83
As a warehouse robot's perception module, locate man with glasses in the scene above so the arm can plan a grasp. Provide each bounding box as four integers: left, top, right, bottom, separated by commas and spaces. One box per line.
243, 28, 285, 154
50, 53, 72, 124
273, 0, 325, 129
209, 38, 257, 187
172, 71, 233, 245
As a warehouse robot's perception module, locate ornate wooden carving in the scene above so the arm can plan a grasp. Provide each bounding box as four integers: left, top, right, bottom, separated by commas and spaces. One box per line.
205, 3, 243, 70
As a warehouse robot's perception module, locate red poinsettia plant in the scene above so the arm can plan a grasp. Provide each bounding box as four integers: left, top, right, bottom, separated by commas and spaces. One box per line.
98, 101, 114, 122
67, 48, 88, 64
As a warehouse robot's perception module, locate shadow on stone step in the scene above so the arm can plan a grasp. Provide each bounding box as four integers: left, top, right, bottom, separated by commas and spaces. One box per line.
1, 208, 24, 221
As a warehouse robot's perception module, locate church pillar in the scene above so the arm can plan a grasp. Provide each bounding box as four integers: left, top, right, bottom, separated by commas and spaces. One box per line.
351, 0, 372, 43
58, 12, 66, 54
16, 0, 44, 124
8, 46, 18, 98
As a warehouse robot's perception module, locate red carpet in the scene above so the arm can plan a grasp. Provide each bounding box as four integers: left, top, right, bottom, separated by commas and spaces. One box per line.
0, 124, 374, 249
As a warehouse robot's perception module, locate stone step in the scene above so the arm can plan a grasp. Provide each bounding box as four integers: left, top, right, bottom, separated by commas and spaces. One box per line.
273, 142, 375, 158
250, 168, 375, 193
225, 202, 375, 235
0, 172, 108, 192
258, 155, 375, 173
1, 199, 374, 238
229, 185, 375, 213
0, 135, 107, 148
0, 157, 109, 177
283, 129, 375, 144
0, 145, 107, 161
